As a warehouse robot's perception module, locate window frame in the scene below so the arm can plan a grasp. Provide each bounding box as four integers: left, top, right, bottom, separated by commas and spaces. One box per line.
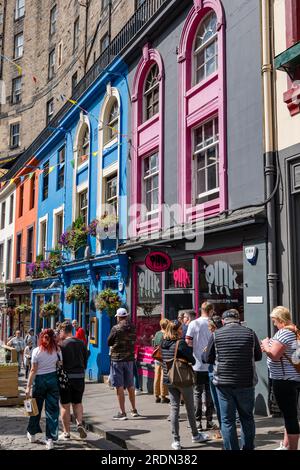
12, 76, 22, 104
10, 123, 20, 148
39, 220, 47, 260
6, 238, 12, 281
49, 4, 57, 36
0, 243, 4, 278
14, 32, 24, 59
29, 175, 35, 210
19, 184, 24, 217
77, 125, 90, 168
78, 189, 88, 226
193, 117, 219, 204
54, 211, 64, 248
104, 99, 119, 145
73, 17, 80, 52
142, 152, 159, 219
46, 98, 54, 125
193, 11, 218, 86
143, 63, 160, 122
16, 232, 22, 278
57, 146, 65, 190
26, 226, 34, 275
1, 201, 6, 230
15, 0, 25, 20
42, 161, 49, 201
48, 49, 56, 80
9, 194, 14, 225
105, 173, 118, 215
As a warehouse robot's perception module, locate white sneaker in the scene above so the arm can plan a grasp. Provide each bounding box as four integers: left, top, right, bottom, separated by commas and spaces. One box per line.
192, 432, 210, 443
135, 389, 142, 395
27, 432, 36, 443
275, 441, 289, 450
45, 439, 54, 450
58, 432, 70, 440
171, 440, 182, 450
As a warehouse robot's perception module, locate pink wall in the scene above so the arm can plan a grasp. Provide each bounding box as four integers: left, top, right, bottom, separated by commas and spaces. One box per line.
177, 0, 227, 223
131, 44, 165, 236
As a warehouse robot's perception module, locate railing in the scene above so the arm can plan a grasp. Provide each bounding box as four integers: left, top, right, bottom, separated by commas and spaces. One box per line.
1, 0, 170, 181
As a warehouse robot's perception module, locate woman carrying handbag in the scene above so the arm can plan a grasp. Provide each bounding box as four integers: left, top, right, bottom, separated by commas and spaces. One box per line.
161, 320, 210, 450
25, 329, 62, 450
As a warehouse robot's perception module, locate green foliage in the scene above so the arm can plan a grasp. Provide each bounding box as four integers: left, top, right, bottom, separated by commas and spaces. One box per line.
95, 289, 122, 317
65, 285, 88, 304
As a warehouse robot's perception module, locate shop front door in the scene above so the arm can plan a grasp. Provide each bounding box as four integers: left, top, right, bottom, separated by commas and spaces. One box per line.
165, 293, 194, 321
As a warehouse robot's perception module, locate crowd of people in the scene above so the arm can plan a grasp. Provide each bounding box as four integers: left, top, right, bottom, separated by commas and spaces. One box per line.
4, 302, 300, 451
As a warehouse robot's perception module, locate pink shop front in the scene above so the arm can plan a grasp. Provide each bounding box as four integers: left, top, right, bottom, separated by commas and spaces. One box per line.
131, 247, 244, 392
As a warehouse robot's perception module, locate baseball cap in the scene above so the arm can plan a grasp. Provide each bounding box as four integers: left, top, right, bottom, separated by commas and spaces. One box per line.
115, 308, 128, 318
222, 309, 240, 321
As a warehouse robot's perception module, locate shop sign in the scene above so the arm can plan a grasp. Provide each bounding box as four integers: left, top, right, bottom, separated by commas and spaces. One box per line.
173, 268, 191, 288
138, 268, 161, 302
145, 251, 172, 273
205, 261, 239, 297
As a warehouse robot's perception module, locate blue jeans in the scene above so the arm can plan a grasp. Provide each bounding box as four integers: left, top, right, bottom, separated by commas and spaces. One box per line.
208, 372, 221, 428
27, 372, 60, 440
216, 386, 256, 450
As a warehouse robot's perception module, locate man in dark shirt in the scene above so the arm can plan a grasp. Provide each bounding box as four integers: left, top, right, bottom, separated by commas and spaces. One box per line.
107, 308, 139, 420
59, 321, 88, 440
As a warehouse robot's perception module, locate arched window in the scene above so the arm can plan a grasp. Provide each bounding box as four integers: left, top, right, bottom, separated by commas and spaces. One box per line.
194, 11, 218, 85
77, 124, 90, 167
104, 98, 119, 145
144, 63, 159, 121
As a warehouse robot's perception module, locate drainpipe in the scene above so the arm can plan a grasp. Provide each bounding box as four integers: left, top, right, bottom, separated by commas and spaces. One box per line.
261, 0, 278, 336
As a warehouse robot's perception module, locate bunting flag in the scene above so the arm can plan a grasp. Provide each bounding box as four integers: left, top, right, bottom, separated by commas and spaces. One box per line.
16, 65, 22, 76
92, 151, 98, 157
70, 160, 75, 169
20, 176, 25, 183
9, 178, 15, 185
68, 98, 78, 105
29, 172, 34, 179
48, 166, 55, 174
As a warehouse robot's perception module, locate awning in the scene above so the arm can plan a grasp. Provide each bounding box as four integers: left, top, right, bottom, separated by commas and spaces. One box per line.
275, 41, 300, 80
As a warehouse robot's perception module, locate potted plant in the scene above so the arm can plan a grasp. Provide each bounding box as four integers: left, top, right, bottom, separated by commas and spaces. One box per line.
40, 302, 59, 319
15, 304, 31, 316
95, 288, 122, 317
65, 285, 88, 304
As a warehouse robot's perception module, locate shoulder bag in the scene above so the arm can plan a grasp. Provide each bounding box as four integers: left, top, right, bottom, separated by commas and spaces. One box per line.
166, 340, 195, 388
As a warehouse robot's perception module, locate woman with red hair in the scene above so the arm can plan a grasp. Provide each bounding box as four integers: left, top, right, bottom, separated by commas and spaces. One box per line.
25, 329, 61, 450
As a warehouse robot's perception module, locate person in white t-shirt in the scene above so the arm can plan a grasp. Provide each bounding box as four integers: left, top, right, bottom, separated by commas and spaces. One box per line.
25, 329, 61, 450
186, 302, 216, 432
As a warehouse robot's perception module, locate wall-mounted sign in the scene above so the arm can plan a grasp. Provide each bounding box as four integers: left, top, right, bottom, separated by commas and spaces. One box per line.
173, 268, 191, 288
245, 246, 258, 265
145, 251, 172, 273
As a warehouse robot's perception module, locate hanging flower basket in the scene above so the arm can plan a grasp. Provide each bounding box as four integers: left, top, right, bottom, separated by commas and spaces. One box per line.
40, 302, 60, 319
59, 216, 88, 253
95, 289, 122, 317
15, 304, 31, 316
65, 285, 88, 304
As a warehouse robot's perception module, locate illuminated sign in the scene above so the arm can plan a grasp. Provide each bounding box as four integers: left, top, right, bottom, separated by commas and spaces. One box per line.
145, 252, 172, 273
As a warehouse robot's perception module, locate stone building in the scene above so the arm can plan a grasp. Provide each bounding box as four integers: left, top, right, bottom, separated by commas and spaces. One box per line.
0, 0, 135, 168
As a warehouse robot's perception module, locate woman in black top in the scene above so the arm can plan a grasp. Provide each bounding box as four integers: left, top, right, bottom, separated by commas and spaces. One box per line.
161, 320, 209, 450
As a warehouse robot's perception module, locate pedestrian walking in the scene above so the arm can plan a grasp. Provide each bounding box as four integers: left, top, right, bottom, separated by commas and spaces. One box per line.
59, 321, 88, 440
161, 320, 210, 450
107, 308, 139, 420
7, 330, 25, 374
152, 318, 170, 404
25, 329, 61, 450
25, 328, 38, 348
72, 319, 87, 346
205, 309, 262, 450
261, 306, 300, 451
24, 340, 33, 379
186, 302, 215, 431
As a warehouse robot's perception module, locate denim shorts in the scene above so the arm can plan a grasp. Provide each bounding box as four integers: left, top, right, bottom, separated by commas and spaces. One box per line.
111, 361, 134, 388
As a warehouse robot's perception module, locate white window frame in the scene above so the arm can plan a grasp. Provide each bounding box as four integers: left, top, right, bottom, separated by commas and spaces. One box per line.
46, 99, 54, 124
38, 215, 48, 259
193, 12, 218, 86
15, 0, 25, 20
103, 167, 118, 216
77, 124, 90, 169
48, 49, 55, 80
14, 32, 24, 59
12, 76, 22, 104
57, 41, 63, 68
142, 152, 159, 218
52, 205, 64, 249
104, 98, 119, 147
144, 64, 159, 122
193, 117, 219, 204
5, 237, 13, 282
